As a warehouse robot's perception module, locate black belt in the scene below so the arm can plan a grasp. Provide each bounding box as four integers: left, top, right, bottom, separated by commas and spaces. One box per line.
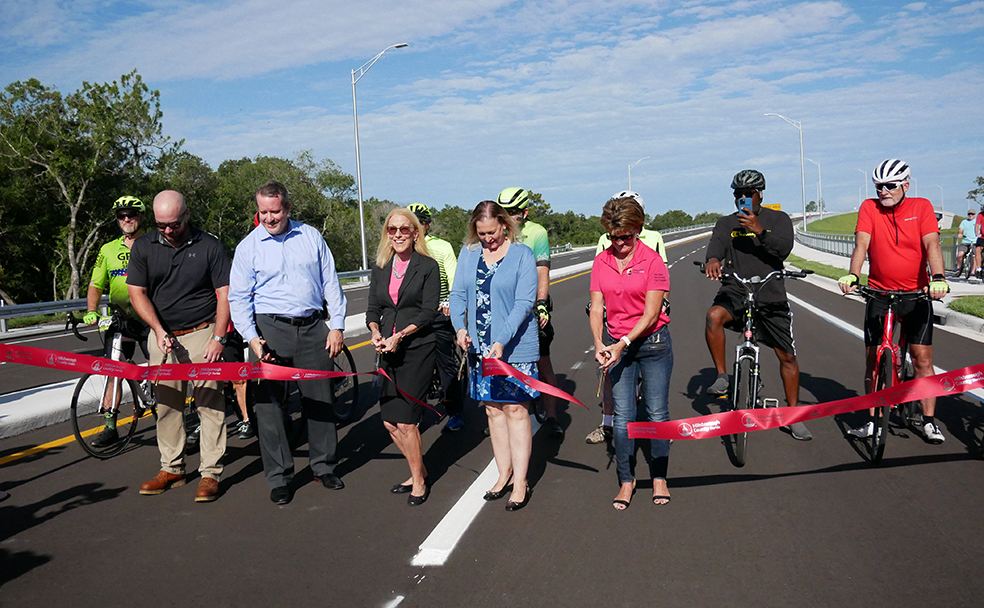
263, 312, 322, 327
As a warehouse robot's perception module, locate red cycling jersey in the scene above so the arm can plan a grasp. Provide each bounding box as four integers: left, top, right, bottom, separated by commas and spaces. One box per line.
856, 196, 938, 291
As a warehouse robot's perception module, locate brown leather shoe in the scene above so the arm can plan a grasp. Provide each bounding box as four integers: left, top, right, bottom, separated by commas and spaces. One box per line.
139, 470, 186, 495
195, 477, 219, 502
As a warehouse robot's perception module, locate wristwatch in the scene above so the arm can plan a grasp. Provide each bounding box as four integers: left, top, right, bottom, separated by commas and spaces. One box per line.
212, 335, 227, 345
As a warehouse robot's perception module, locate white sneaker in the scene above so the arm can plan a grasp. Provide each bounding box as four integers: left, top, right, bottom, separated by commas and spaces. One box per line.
922, 422, 945, 444
847, 421, 874, 438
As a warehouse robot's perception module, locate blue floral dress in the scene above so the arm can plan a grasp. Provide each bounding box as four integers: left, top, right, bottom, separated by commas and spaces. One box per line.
468, 255, 539, 403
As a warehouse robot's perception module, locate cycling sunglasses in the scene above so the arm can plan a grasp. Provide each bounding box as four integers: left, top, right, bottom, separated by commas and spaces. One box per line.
733, 190, 757, 199
387, 225, 413, 236
874, 182, 904, 192
116, 211, 140, 220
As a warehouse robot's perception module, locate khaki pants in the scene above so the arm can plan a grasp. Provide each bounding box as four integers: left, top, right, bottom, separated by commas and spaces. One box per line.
148, 324, 227, 479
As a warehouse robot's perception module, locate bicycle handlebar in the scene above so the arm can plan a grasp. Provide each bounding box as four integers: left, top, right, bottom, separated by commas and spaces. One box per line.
65, 312, 87, 342
693, 260, 814, 283
857, 286, 930, 300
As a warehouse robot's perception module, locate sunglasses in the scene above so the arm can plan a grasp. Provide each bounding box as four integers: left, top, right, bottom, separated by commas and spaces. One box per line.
116, 211, 140, 220
609, 233, 637, 244
156, 219, 184, 231
387, 226, 413, 236
734, 190, 757, 199
875, 182, 903, 192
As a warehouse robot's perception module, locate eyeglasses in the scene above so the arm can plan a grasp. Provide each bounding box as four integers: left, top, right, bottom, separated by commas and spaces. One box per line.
734, 190, 757, 199
116, 211, 140, 220
156, 219, 184, 231
387, 226, 413, 236
875, 182, 903, 192
609, 233, 637, 244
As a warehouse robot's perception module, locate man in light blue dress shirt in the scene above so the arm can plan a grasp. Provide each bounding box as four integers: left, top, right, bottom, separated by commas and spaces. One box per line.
229, 180, 347, 505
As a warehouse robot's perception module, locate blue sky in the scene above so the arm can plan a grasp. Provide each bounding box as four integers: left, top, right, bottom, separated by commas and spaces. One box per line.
2, 1, 983, 218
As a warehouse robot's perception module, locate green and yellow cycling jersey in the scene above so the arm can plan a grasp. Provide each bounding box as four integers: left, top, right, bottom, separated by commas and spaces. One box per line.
516, 220, 551, 268
425, 235, 458, 302
89, 236, 137, 315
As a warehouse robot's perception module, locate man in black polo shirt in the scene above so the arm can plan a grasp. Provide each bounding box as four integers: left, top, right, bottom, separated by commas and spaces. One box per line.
127, 190, 232, 502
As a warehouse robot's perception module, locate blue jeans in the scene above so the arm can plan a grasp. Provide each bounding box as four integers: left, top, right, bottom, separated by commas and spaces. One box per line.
610, 325, 673, 485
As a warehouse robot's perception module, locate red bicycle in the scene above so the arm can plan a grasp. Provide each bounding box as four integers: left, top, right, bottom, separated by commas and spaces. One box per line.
855, 287, 925, 463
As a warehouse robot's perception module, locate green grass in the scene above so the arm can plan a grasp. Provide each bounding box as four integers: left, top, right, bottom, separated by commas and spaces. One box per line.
786, 254, 868, 285
4, 313, 65, 329
803, 213, 857, 234
948, 296, 984, 319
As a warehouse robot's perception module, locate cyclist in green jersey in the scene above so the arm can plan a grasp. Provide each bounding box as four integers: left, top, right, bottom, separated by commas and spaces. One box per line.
84, 195, 151, 447
498, 187, 564, 440
407, 203, 466, 431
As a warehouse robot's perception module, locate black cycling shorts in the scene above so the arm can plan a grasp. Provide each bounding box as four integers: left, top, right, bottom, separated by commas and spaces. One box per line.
863, 293, 933, 348
712, 289, 796, 355
976, 237, 984, 248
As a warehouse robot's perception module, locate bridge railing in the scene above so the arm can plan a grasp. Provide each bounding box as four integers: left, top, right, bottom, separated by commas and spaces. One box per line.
794, 230, 962, 268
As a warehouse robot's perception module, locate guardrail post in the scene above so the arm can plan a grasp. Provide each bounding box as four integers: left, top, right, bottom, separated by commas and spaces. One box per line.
0, 299, 6, 333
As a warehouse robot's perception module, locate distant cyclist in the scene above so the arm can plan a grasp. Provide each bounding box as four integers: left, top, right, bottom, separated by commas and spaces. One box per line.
703, 170, 812, 441
498, 187, 564, 440
586, 190, 668, 444
975, 204, 984, 281
954, 209, 976, 279
839, 159, 949, 444
83, 196, 151, 448
407, 203, 465, 432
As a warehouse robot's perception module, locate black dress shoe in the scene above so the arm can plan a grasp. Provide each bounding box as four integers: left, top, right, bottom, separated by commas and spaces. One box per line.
505, 485, 533, 511
483, 484, 513, 501
408, 483, 430, 507
391, 483, 413, 494
270, 486, 291, 505
316, 474, 345, 490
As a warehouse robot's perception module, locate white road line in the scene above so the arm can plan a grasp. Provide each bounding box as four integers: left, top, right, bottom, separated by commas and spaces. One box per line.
787, 293, 984, 403
411, 418, 542, 567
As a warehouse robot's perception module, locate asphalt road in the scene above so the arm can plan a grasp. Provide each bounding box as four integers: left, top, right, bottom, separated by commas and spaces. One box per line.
2, 231, 984, 608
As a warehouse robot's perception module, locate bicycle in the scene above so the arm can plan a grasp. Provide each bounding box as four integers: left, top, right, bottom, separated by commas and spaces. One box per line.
853, 287, 926, 464
427, 341, 469, 410
67, 311, 157, 459
695, 261, 812, 467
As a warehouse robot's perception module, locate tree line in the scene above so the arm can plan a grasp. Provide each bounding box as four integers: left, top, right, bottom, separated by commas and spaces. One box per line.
1, 71, 726, 306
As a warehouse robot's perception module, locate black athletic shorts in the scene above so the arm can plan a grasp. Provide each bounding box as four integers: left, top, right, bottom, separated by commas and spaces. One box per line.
863, 293, 933, 348
538, 317, 554, 358
976, 237, 984, 248
712, 289, 796, 355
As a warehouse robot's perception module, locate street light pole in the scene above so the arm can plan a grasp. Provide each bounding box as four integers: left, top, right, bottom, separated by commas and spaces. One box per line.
805, 157, 822, 219
764, 113, 807, 229
628, 156, 649, 190
856, 168, 868, 202
352, 42, 409, 271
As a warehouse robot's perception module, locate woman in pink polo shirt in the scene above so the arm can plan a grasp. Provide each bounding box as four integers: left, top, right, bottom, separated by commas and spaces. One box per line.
589, 197, 673, 510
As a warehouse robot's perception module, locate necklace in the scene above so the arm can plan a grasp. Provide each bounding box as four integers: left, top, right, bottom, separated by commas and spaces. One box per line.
392, 257, 410, 278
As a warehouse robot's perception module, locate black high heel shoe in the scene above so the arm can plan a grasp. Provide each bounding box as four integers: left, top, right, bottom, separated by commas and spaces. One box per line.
505, 485, 533, 511
483, 475, 514, 501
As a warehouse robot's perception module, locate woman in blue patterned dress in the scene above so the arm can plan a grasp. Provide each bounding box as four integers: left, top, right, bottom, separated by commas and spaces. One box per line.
450, 201, 540, 511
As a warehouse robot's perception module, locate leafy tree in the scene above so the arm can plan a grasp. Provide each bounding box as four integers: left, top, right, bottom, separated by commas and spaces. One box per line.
967, 173, 984, 208
806, 200, 817, 212
649, 209, 693, 231
692, 211, 723, 225
0, 71, 175, 298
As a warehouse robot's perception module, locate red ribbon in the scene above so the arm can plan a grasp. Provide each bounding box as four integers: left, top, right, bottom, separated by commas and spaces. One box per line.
482, 357, 586, 408
0, 343, 441, 413
628, 362, 984, 440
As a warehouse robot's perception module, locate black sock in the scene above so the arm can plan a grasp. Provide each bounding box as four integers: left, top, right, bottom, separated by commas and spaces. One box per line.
923, 415, 934, 426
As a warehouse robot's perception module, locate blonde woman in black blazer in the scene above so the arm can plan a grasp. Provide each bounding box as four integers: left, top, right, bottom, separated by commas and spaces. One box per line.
366, 208, 441, 506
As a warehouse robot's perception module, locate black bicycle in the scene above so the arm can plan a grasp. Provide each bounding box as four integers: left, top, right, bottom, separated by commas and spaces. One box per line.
696, 261, 812, 467
67, 311, 157, 459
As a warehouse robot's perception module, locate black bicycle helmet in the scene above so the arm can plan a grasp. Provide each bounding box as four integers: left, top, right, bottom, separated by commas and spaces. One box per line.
731, 170, 766, 192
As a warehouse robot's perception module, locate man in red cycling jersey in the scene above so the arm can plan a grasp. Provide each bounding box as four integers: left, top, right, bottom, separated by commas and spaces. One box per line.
839, 159, 949, 443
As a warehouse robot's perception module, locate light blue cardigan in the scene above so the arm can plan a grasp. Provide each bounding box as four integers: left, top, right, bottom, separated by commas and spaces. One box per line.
449, 241, 539, 363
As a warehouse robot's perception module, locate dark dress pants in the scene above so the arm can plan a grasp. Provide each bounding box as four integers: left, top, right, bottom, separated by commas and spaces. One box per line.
253, 315, 337, 489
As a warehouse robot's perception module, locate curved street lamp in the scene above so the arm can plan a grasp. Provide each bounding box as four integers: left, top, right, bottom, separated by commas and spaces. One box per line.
628, 156, 649, 191
930, 184, 943, 213
352, 42, 409, 271
856, 168, 868, 202
765, 113, 807, 229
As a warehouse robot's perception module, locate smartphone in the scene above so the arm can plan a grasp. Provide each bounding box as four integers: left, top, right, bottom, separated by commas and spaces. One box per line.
738, 197, 753, 214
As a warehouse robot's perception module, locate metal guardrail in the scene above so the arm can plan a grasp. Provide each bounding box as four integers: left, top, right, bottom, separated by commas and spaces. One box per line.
794, 230, 962, 269
660, 222, 715, 235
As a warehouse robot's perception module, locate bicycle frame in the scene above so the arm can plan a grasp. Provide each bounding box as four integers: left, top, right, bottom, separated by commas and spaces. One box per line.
732, 289, 761, 410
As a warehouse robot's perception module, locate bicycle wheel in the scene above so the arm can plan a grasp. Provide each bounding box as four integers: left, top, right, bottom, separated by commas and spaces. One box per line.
870, 352, 893, 464
452, 344, 469, 407
728, 358, 754, 468
70, 374, 144, 459
532, 396, 548, 423
331, 345, 359, 421
897, 352, 922, 430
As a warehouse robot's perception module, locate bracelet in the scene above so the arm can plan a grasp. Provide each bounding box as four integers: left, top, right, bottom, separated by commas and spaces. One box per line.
620, 336, 631, 347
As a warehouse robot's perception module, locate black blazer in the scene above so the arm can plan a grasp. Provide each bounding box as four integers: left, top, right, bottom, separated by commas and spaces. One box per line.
365, 251, 441, 346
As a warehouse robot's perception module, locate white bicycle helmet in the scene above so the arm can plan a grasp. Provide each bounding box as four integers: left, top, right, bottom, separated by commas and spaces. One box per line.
872, 159, 910, 184
609, 190, 644, 212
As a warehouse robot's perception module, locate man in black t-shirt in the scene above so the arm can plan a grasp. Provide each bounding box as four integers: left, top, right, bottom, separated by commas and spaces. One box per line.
127, 190, 232, 502
702, 170, 811, 441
